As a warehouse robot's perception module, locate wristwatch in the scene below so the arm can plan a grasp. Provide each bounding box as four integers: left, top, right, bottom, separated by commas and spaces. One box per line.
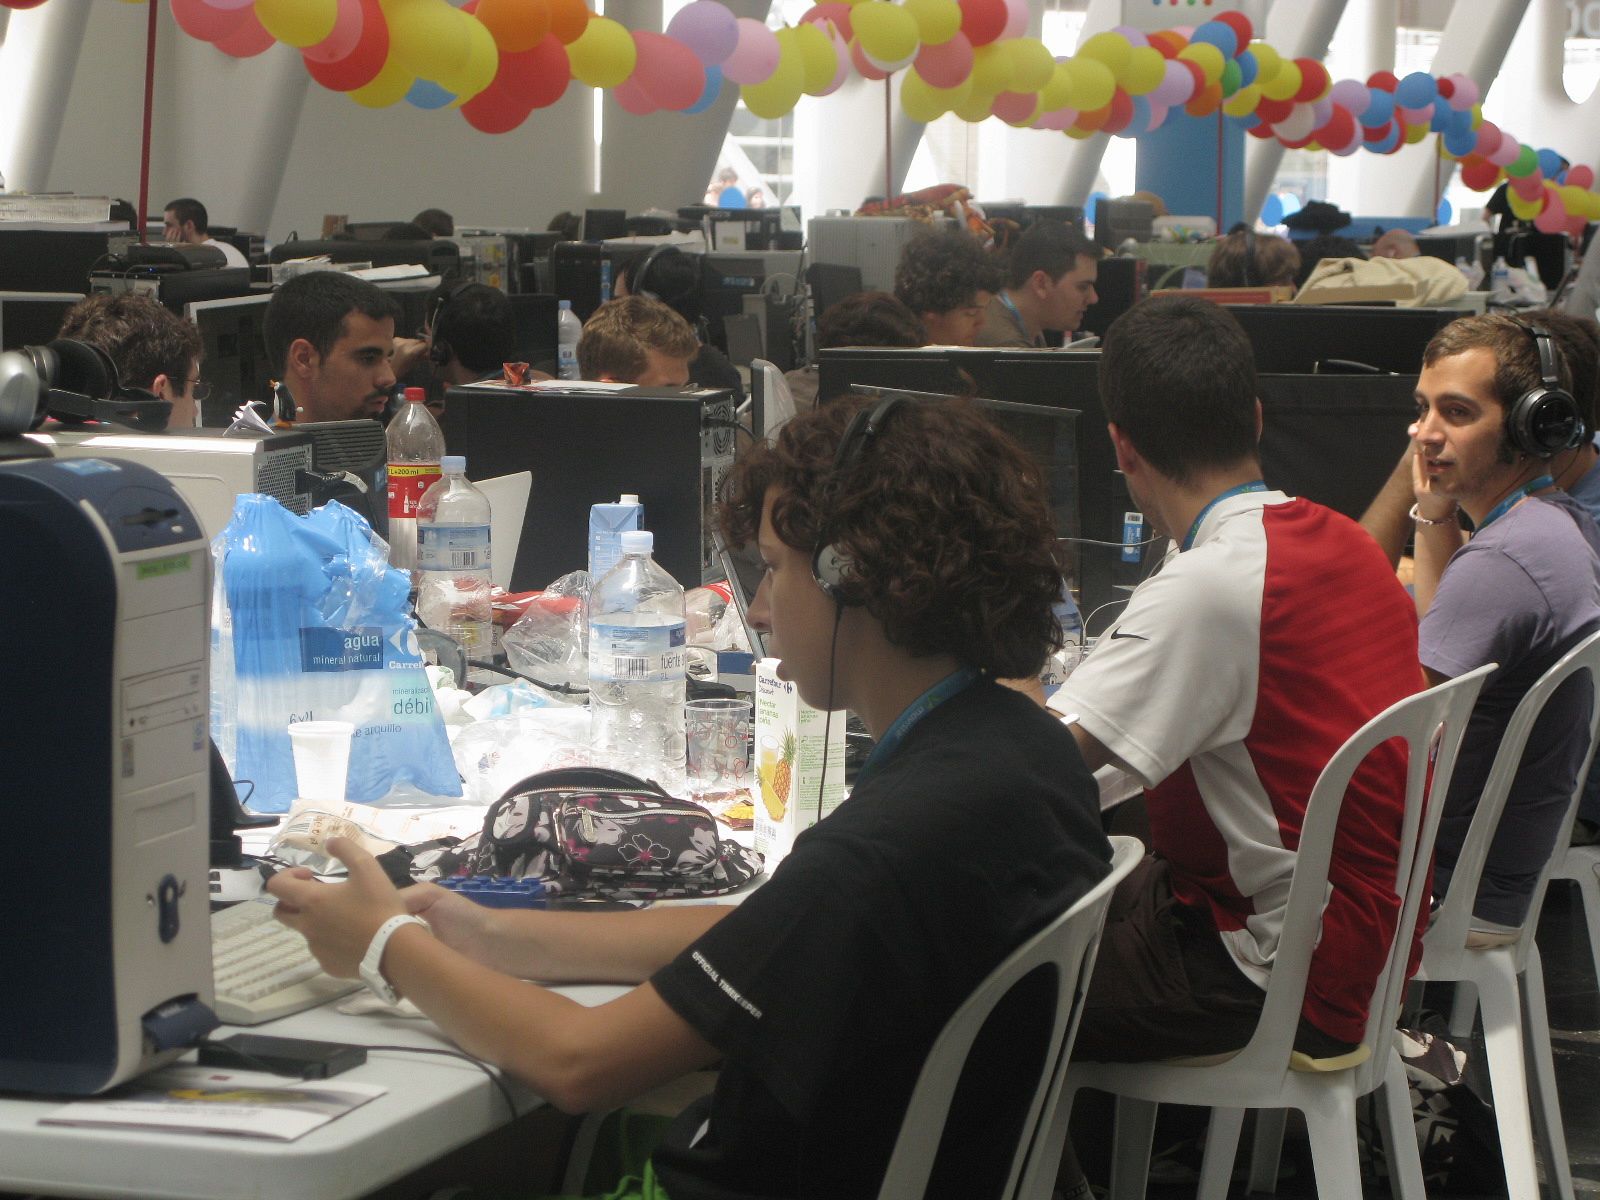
360, 914, 429, 1004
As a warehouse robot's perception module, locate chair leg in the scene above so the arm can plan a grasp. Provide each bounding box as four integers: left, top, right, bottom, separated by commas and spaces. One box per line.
1575, 862, 1600, 993
1107, 1095, 1157, 1200
1197, 1108, 1244, 1200
1247, 1108, 1288, 1195
1301, 1089, 1365, 1200
560, 1110, 609, 1195
1378, 1050, 1428, 1200
1448, 980, 1479, 1039
1522, 945, 1576, 1200
1476, 963, 1543, 1200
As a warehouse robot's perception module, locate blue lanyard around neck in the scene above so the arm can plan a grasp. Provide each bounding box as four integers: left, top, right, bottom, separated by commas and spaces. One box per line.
997, 291, 1031, 342
855, 669, 980, 787
1182, 481, 1268, 551
1474, 474, 1553, 535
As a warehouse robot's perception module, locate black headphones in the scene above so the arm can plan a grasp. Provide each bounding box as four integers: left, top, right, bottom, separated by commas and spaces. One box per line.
428, 280, 487, 368
810, 394, 907, 604
630, 244, 676, 302
1507, 323, 1587, 458
1239, 227, 1258, 288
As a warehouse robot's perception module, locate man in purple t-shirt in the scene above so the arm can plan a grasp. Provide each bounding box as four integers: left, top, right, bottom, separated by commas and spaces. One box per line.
1408, 314, 1600, 933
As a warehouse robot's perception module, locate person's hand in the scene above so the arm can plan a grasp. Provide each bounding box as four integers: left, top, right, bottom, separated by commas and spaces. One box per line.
266, 836, 408, 978
1407, 421, 1458, 523
400, 881, 501, 966
392, 336, 432, 378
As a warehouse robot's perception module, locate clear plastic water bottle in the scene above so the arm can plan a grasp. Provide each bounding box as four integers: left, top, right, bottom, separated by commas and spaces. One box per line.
1490, 256, 1512, 303
386, 386, 443, 577
557, 300, 582, 380
416, 456, 493, 659
588, 530, 687, 787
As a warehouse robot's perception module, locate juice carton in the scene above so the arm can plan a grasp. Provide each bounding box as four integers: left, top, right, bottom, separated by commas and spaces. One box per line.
753, 658, 847, 869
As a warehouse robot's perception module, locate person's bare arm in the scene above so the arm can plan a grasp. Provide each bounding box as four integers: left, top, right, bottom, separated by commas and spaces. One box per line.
1359, 445, 1421, 569
1068, 722, 1112, 773
1405, 437, 1466, 617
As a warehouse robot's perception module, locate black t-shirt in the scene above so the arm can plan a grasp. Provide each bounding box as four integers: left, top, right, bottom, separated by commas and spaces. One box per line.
692, 344, 745, 405
649, 679, 1108, 1200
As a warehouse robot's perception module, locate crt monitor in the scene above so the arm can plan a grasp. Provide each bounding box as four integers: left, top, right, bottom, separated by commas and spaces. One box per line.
806, 263, 864, 321
1224, 305, 1459, 375
186, 293, 274, 427
0, 292, 83, 352
699, 251, 802, 355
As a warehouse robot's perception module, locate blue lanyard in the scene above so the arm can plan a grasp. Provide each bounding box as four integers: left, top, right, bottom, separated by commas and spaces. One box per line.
1181, 481, 1268, 551
1473, 474, 1552, 535
997, 291, 1032, 343
855, 669, 980, 787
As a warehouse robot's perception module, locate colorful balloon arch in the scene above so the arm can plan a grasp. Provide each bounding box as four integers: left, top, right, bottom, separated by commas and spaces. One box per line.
18, 0, 1594, 227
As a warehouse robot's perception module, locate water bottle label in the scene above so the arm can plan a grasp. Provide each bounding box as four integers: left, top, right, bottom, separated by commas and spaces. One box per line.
558, 345, 578, 376
1121, 512, 1145, 563
589, 621, 687, 683
418, 524, 492, 571
388, 463, 441, 519
299, 626, 385, 673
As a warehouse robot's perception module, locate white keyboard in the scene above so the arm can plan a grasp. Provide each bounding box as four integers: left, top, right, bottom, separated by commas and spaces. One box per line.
210, 898, 362, 1025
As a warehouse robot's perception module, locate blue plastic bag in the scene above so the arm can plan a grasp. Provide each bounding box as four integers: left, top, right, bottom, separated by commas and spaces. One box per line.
210, 494, 462, 813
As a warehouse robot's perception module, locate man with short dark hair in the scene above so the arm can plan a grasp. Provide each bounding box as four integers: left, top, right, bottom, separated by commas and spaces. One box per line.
1048, 295, 1422, 1068
425, 281, 514, 388
578, 296, 699, 387
975, 220, 1099, 347
264, 271, 400, 424
162, 197, 249, 269
412, 208, 454, 238
57, 291, 205, 429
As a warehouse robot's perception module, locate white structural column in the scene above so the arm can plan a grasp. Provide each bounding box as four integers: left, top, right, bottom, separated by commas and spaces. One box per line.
1051, 0, 1125, 206
791, 71, 923, 215
1481, 0, 1600, 196
2, 0, 93, 193
1241, 0, 1349, 224
231, 46, 311, 236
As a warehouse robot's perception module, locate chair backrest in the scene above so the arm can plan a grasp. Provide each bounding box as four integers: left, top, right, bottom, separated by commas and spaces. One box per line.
749, 358, 796, 438
1426, 627, 1600, 973
473, 470, 532, 591
1223, 666, 1493, 1085
876, 836, 1142, 1200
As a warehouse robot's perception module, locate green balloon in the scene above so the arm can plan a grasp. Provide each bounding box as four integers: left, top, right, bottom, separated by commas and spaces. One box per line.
1506, 144, 1540, 178
1220, 59, 1242, 98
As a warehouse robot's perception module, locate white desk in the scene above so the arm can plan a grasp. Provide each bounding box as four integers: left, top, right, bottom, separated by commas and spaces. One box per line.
0, 981, 627, 1200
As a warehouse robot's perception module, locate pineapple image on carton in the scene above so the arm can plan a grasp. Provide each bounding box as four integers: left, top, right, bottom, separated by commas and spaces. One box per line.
753, 658, 846, 870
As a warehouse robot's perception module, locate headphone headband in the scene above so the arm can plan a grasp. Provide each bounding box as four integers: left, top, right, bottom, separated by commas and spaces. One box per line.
1505, 321, 1587, 458
810, 394, 908, 603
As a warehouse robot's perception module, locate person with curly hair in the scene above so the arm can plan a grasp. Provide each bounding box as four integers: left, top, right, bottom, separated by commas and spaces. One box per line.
893, 224, 990, 346
265, 393, 1110, 1200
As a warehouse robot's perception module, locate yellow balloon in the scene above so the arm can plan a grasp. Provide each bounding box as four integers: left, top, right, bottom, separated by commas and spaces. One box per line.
1006, 38, 1054, 93
439, 11, 497, 99
1077, 31, 1131, 78
954, 88, 995, 123
567, 15, 636, 88
1065, 124, 1095, 139
1247, 41, 1280, 80
793, 22, 838, 95
899, 70, 950, 122
1221, 82, 1260, 117
1403, 122, 1429, 145
388, 1, 468, 79
903, 0, 961, 46
1065, 56, 1114, 111
350, 59, 415, 108
1040, 62, 1074, 111
1506, 186, 1543, 220
1122, 45, 1165, 96
1259, 61, 1301, 102
852, 2, 919, 64
1177, 42, 1224, 87
255, 0, 338, 47
968, 43, 1009, 95
1470, 103, 1483, 130
741, 40, 804, 118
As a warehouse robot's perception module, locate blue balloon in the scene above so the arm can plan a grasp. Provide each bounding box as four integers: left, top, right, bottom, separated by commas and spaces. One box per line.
1363, 88, 1395, 127
404, 79, 457, 110
1367, 125, 1402, 154
1189, 20, 1238, 60
1429, 103, 1452, 132
1448, 106, 1474, 135
1121, 95, 1152, 139
1261, 194, 1284, 226
684, 65, 722, 115
1394, 70, 1436, 109
1278, 193, 1302, 218
1443, 127, 1478, 157
1235, 48, 1258, 88
1537, 148, 1564, 178
1436, 198, 1454, 225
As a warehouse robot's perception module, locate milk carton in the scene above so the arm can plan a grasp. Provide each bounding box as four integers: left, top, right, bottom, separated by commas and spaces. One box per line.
754, 658, 847, 869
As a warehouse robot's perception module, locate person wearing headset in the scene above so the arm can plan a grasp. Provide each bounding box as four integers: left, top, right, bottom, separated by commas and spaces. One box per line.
422, 280, 516, 411
56, 292, 205, 429
265, 393, 1109, 1200
1402, 313, 1600, 938
1203, 224, 1301, 289
614, 244, 744, 401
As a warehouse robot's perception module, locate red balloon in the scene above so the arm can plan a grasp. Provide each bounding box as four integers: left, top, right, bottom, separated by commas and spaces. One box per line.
1214, 11, 1252, 47
1146, 30, 1183, 59
1314, 106, 1355, 149
1461, 157, 1502, 191
1361, 120, 1393, 140
0, 0, 53, 8
1101, 88, 1134, 134
1256, 96, 1293, 125
1293, 58, 1328, 102
1247, 120, 1276, 140
849, 38, 889, 81
461, 87, 535, 134
632, 29, 705, 110
993, 91, 1037, 125
1367, 70, 1399, 92
214, 8, 276, 57
958, 0, 1006, 48
499, 35, 571, 109
170, 0, 252, 43
613, 76, 660, 115
1436, 77, 1455, 100
303, 0, 388, 92
1511, 171, 1546, 200
799, 3, 852, 40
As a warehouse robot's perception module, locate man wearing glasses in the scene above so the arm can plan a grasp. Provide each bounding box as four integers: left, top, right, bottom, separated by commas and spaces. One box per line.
57, 292, 207, 429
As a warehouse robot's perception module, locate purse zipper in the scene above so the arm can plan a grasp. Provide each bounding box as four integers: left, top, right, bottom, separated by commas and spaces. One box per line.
562, 792, 707, 841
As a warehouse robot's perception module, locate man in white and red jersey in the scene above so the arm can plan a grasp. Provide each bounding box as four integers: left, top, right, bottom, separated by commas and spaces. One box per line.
1048, 294, 1423, 1064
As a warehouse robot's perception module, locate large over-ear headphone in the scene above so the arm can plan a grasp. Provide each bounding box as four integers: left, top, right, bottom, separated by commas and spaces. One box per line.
1507, 323, 1587, 458
427, 279, 487, 368
1239, 227, 1258, 288
810, 394, 907, 603
630, 244, 676, 302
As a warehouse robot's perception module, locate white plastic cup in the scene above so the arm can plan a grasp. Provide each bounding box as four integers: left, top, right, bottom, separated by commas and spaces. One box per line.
288, 720, 356, 803
685, 698, 752, 792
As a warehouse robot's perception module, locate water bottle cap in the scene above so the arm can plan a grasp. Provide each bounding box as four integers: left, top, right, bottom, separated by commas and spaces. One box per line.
620, 530, 653, 554
404, 386, 425, 403
620, 493, 639, 505
441, 455, 466, 473
559, 299, 572, 310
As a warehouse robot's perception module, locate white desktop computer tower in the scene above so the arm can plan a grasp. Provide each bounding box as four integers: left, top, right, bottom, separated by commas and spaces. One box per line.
806, 215, 951, 292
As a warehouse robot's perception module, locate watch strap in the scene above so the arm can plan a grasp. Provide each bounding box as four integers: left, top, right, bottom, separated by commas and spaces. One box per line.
360, 914, 429, 1004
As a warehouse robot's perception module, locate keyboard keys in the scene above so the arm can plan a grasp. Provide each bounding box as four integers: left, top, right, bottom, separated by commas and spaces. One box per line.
210, 899, 361, 1024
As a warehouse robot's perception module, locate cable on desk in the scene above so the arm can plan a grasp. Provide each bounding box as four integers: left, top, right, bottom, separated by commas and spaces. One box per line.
364, 1045, 519, 1121
465, 660, 588, 696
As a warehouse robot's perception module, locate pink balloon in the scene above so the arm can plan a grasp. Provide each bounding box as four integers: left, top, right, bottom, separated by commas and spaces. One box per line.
1310, 96, 1332, 126
915, 32, 972, 89
1568, 213, 1589, 238
1447, 74, 1479, 110
632, 29, 706, 110
1110, 25, 1148, 47
1328, 78, 1369, 119
614, 76, 659, 115
213, 7, 276, 56
1396, 104, 1432, 125
169, 0, 252, 43
1535, 190, 1566, 233
1473, 120, 1502, 159
992, 91, 1035, 123
1510, 170, 1545, 199
206, 0, 256, 9
1151, 59, 1195, 107
720, 17, 780, 85
1144, 100, 1169, 133
1488, 134, 1521, 168
303, 0, 365, 64
1568, 164, 1596, 190
666, 0, 739, 67
1000, 0, 1028, 40
818, 26, 850, 95
1033, 105, 1076, 130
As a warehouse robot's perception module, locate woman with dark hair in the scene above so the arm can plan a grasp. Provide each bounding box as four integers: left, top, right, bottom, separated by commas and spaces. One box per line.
266, 393, 1109, 1200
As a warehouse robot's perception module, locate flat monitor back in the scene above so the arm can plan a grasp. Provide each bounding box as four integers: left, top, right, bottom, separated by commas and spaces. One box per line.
1225, 304, 1458, 374
550, 242, 652, 321
508, 293, 560, 365
186, 294, 275, 427
0, 292, 83, 352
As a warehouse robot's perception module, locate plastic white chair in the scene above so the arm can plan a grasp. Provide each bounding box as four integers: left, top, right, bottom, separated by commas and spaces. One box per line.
1055, 665, 1493, 1200
876, 835, 1143, 1200
749, 358, 796, 438
1550, 838, 1600, 1000
1421, 628, 1600, 1200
